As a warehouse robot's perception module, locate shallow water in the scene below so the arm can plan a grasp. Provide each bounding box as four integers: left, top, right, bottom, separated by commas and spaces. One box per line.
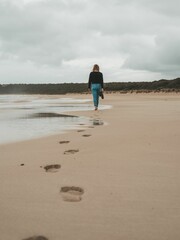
0, 95, 110, 144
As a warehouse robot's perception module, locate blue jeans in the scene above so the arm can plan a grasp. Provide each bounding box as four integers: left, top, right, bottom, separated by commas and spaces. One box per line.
91, 83, 101, 107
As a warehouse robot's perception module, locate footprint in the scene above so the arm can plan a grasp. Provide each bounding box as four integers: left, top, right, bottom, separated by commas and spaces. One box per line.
77, 130, 85, 132
23, 236, 48, 240
60, 186, 84, 202
92, 119, 104, 126
59, 141, 70, 144
44, 164, 61, 173
64, 149, 79, 155
82, 134, 91, 137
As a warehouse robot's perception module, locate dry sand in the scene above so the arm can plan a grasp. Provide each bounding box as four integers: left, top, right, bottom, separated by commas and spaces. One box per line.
0, 93, 180, 240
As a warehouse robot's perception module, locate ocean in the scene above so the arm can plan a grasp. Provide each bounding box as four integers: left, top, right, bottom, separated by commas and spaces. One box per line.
0, 95, 110, 144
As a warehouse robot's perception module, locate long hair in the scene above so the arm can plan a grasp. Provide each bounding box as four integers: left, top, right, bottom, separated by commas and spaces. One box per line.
92, 64, 99, 72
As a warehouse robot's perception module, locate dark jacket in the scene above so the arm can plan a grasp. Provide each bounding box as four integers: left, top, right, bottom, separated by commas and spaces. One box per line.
88, 71, 104, 89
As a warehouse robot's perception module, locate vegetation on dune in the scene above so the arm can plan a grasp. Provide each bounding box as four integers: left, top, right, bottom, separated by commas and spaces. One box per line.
0, 78, 180, 94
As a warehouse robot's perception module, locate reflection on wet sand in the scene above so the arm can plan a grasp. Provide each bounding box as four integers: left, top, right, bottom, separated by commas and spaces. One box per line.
26, 112, 78, 118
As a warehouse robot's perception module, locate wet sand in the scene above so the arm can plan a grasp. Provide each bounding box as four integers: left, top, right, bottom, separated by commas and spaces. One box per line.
0, 93, 180, 240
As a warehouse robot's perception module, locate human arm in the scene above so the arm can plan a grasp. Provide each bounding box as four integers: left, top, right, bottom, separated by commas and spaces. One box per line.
88, 73, 92, 90
101, 73, 104, 90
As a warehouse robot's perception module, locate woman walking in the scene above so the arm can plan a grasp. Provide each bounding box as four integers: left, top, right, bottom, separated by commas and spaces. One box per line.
88, 64, 104, 110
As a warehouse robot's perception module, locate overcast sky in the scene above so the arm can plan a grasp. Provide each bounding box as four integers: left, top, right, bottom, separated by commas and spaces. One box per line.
0, 0, 180, 84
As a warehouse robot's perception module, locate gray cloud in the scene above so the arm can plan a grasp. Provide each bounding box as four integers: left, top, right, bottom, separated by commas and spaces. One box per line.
0, 0, 180, 83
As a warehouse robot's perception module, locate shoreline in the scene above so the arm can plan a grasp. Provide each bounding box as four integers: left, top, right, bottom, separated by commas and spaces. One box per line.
0, 94, 97, 146
1, 93, 180, 240
0, 93, 112, 146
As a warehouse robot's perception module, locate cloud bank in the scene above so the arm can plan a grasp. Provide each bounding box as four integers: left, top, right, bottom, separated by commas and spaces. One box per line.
0, 0, 180, 83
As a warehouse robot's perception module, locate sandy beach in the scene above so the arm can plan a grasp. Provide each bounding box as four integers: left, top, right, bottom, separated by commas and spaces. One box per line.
0, 93, 180, 240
